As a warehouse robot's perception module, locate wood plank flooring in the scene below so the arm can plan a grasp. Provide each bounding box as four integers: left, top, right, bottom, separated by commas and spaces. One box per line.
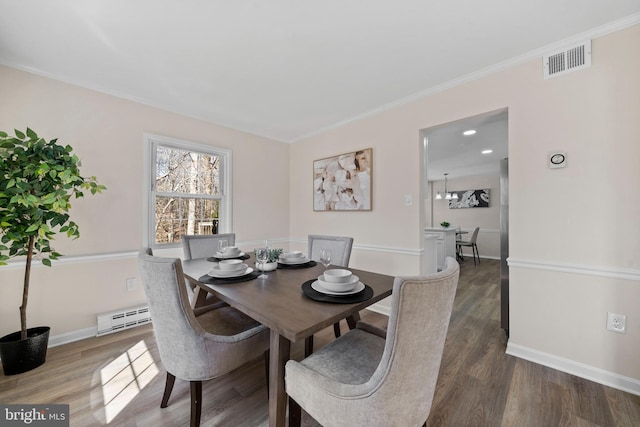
1, 259, 639, 426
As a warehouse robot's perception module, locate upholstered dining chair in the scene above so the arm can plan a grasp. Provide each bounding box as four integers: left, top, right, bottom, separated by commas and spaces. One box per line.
182, 233, 236, 314
306, 235, 354, 354
137, 248, 270, 427
285, 257, 460, 427
456, 226, 480, 265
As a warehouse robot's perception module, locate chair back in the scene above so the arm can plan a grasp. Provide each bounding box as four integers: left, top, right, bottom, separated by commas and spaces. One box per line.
182, 233, 236, 260
308, 235, 354, 267
468, 227, 480, 244
139, 249, 221, 378
367, 257, 459, 424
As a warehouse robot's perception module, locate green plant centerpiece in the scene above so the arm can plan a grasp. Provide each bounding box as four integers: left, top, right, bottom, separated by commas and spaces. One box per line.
253, 248, 284, 263
440, 221, 450, 228
0, 128, 105, 374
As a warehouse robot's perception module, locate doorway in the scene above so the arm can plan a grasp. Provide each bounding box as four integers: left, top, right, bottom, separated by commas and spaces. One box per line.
420, 108, 509, 333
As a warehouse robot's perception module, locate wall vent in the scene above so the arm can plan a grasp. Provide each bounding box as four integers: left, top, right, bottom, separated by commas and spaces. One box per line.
543, 40, 591, 79
97, 305, 151, 336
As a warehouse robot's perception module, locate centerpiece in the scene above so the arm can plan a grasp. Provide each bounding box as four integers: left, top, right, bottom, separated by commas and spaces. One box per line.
254, 248, 283, 272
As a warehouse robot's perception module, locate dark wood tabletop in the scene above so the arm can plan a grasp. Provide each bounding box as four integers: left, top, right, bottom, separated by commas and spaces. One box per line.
182, 254, 394, 427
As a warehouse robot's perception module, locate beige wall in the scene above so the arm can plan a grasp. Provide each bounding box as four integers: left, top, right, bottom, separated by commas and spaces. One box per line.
0, 65, 290, 338
290, 25, 640, 387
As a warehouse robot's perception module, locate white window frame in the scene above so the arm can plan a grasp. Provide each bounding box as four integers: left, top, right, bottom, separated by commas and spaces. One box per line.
143, 133, 232, 249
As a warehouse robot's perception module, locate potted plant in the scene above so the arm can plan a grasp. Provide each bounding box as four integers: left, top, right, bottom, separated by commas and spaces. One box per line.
254, 248, 283, 272
0, 128, 105, 375
440, 221, 450, 228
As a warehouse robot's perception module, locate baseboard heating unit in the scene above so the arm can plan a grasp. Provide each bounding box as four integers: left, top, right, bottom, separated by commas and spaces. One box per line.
97, 305, 151, 336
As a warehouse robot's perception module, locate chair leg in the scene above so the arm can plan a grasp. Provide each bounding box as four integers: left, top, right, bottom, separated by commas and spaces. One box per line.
288, 396, 302, 427
160, 372, 176, 408
333, 321, 342, 338
304, 335, 314, 357
474, 243, 480, 264
190, 381, 202, 427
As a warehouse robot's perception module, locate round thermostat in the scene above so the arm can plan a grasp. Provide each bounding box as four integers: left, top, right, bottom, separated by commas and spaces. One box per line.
548, 151, 567, 169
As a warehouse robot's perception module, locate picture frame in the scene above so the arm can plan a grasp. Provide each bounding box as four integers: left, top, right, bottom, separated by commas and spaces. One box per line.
448, 189, 490, 209
313, 148, 372, 211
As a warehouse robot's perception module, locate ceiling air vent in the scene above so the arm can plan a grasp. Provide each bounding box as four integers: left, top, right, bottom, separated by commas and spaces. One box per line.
543, 40, 591, 79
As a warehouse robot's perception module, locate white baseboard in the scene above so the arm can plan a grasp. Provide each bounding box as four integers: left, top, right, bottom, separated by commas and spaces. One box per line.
48, 326, 97, 348
506, 342, 640, 396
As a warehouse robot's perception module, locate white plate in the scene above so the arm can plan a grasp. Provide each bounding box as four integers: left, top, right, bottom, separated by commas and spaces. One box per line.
208, 267, 253, 278
311, 281, 365, 296
210, 263, 248, 274
279, 256, 310, 265
214, 251, 245, 259
317, 274, 359, 288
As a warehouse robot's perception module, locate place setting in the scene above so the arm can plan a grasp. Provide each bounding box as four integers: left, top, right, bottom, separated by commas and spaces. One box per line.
198, 258, 258, 284
301, 267, 373, 303
277, 250, 317, 269
207, 240, 250, 262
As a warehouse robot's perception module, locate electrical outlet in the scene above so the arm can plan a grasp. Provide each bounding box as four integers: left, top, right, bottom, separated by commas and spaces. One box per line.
606, 312, 626, 334
126, 277, 137, 291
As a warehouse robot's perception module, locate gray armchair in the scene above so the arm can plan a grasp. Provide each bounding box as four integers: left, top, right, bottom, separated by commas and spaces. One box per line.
182, 233, 236, 314
137, 248, 269, 427
306, 234, 354, 354
286, 257, 460, 427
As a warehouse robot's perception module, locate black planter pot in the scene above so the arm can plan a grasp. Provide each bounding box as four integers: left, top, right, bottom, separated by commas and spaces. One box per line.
0, 326, 50, 375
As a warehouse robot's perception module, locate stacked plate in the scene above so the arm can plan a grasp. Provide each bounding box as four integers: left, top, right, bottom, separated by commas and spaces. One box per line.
215, 247, 245, 259
312, 268, 364, 295
279, 251, 310, 265
208, 259, 252, 278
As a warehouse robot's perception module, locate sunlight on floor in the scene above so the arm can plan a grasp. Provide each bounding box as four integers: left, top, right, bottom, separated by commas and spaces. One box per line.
100, 340, 159, 423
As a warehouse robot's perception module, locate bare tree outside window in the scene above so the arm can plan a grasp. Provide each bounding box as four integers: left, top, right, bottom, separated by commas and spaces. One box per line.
153, 145, 221, 244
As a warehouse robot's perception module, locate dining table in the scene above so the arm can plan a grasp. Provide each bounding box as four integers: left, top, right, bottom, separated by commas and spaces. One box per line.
182, 253, 395, 427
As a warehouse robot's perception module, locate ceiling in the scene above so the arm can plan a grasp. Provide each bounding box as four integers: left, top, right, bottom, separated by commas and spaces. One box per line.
0, 1, 639, 143
424, 109, 508, 181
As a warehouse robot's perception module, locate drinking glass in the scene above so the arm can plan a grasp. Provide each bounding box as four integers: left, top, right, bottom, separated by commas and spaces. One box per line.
217, 239, 228, 254
319, 249, 332, 268
256, 247, 269, 279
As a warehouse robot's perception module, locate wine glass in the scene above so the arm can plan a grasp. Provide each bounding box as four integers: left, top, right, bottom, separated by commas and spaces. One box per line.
319, 249, 332, 268
217, 239, 228, 254
256, 247, 269, 279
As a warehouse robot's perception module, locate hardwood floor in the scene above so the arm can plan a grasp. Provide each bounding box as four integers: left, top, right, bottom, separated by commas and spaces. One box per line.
1, 259, 639, 426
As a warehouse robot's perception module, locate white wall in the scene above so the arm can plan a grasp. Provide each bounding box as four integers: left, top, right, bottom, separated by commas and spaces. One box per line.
289, 25, 640, 391
0, 65, 291, 339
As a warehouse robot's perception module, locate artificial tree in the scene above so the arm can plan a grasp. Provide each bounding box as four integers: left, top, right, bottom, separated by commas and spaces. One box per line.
0, 128, 106, 341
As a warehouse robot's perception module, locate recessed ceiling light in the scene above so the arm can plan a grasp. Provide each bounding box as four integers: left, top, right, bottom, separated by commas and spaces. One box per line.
463, 129, 476, 136
482, 149, 493, 154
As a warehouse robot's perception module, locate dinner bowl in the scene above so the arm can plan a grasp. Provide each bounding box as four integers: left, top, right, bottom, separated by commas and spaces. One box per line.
218, 259, 244, 271
282, 251, 303, 259
317, 274, 359, 292
222, 246, 240, 255
322, 268, 353, 283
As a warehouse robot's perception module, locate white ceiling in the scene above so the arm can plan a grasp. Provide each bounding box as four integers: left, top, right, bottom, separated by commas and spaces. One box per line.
424, 109, 508, 181
1, 1, 639, 143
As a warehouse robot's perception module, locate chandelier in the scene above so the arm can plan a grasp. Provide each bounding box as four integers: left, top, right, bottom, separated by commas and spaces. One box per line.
435, 173, 458, 200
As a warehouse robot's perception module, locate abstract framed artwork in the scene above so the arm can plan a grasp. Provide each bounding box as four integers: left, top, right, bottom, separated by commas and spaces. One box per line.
449, 189, 489, 209
313, 148, 372, 211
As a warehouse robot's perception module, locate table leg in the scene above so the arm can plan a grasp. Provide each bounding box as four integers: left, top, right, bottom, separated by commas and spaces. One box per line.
269, 329, 291, 427
346, 312, 361, 330
190, 282, 208, 309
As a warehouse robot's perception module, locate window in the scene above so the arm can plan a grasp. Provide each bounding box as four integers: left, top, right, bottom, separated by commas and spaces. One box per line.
144, 134, 231, 248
